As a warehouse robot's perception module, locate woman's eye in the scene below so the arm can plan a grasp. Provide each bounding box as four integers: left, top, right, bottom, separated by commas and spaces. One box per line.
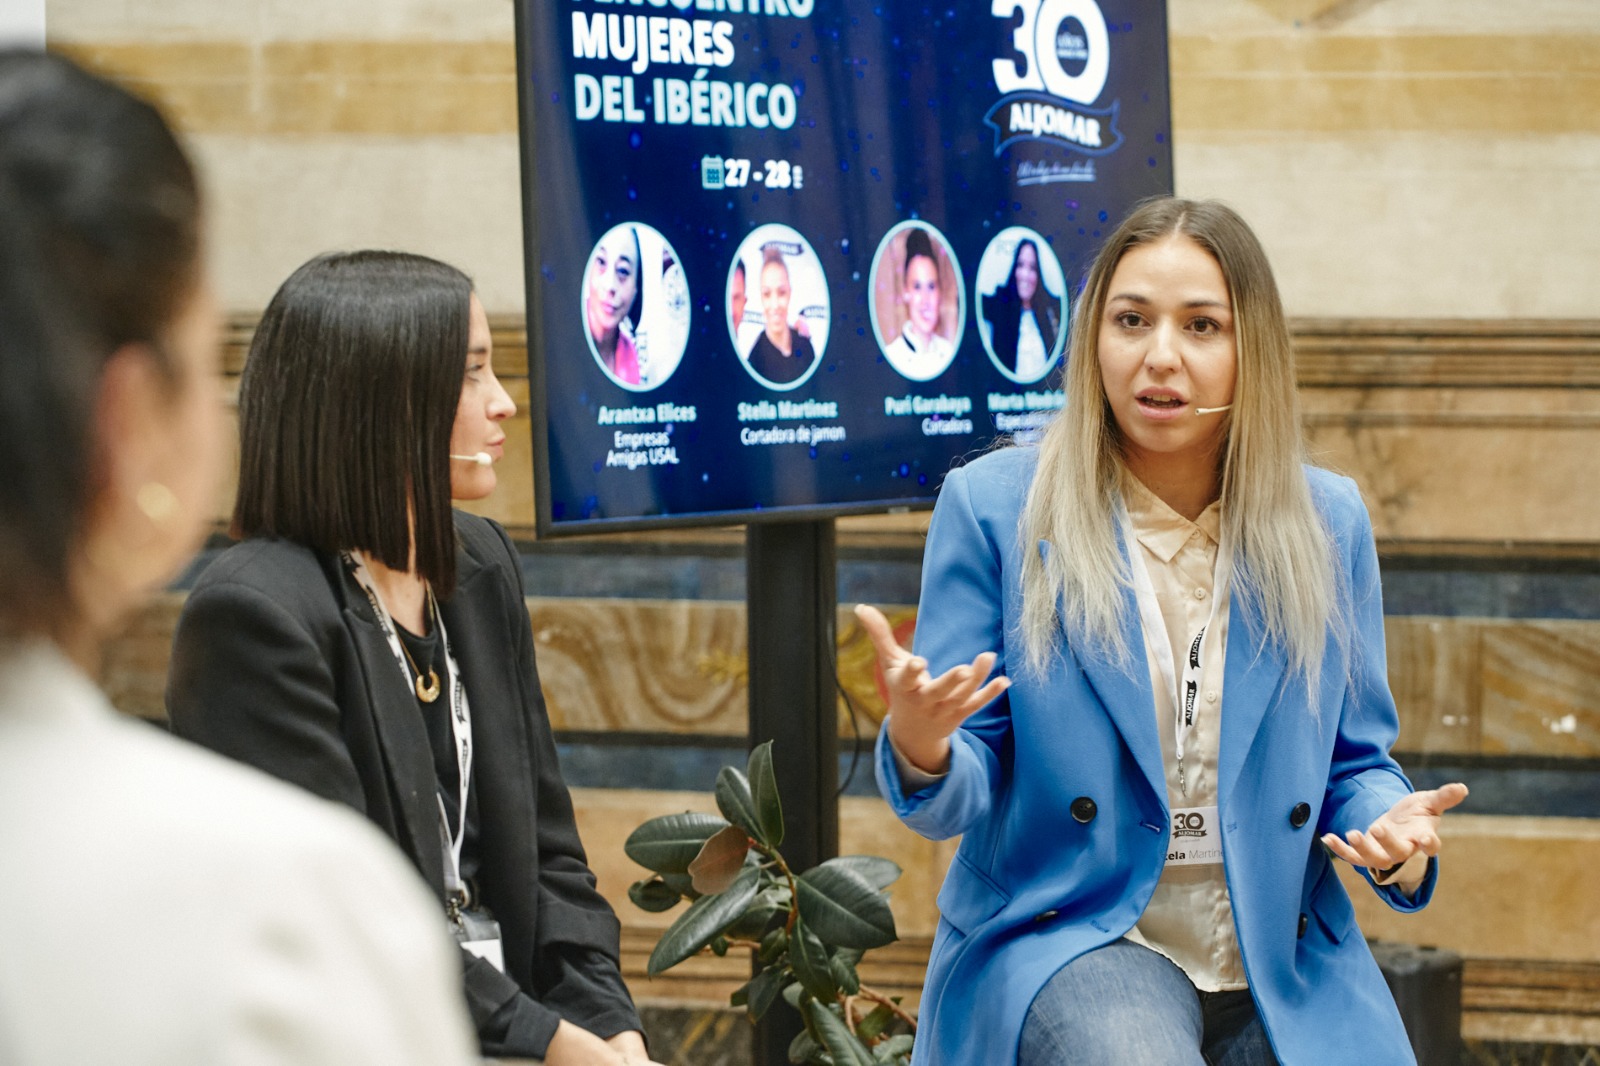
1191, 318, 1220, 335
1115, 311, 1144, 328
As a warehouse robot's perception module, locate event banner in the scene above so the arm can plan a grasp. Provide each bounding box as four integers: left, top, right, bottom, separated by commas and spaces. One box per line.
517, 0, 1172, 532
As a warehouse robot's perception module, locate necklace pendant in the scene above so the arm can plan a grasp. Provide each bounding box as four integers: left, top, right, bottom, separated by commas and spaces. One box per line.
416, 669, 441, 703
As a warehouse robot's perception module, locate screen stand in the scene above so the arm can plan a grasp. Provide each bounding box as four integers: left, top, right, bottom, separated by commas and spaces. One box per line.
746, 518, 840, 1065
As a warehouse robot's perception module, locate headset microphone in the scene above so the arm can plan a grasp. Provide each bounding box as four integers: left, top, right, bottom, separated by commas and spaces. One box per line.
450, 452, 493, 466
1194, 405, 1233, 416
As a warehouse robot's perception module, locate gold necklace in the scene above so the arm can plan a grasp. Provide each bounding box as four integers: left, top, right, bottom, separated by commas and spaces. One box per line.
398, 587, 441, 703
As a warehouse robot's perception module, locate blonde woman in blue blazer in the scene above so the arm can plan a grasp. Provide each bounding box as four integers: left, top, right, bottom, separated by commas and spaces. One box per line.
859, 198, 1467, 1066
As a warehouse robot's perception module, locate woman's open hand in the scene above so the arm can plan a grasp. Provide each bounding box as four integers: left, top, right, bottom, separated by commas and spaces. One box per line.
855, 603, 1009, 775
1321, 782, 1470, 879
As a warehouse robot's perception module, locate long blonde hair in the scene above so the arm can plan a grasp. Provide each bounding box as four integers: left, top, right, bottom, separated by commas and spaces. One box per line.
1018, 198, 1340, 685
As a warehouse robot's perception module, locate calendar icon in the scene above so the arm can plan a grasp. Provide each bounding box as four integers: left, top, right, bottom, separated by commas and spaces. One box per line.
700, 155, 725, 190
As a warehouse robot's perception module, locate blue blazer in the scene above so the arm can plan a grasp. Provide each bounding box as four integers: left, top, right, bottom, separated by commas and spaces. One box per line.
877, 446, 1435, 1066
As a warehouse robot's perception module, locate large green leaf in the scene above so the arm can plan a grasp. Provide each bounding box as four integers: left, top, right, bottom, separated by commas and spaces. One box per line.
624, 812, 730, 874
660, 872, 699, 901
818, 855, 901, 891
627, 877, 683, 913
688, 823, 751, 894
715, 764, 768, 845
756, 925, 789, 964
788, 915, 838, 1001
854, 1002, 895, 1041
724, 889, 787, 941
796, 865, 898, 950
738, 966, 788, 1022
747, 740, 785, 847
647, 865, 761, 974
829, 951, 860, 996
805, 1000, 876, 1066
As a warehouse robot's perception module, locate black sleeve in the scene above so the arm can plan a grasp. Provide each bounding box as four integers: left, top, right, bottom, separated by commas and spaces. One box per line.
486, 519, 644, 1046
167, 578, 368, 810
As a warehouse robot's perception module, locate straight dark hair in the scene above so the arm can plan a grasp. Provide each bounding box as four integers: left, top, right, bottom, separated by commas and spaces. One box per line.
234, 251, 472, 596
0, 50, 200, 642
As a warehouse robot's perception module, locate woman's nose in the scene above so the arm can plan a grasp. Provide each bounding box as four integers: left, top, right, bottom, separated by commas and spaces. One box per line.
1145, 322, 1182, 370
490, 379, 516, 420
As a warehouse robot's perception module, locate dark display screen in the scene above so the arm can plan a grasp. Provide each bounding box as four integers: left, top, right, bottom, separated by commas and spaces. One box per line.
516, 0, 1172, 533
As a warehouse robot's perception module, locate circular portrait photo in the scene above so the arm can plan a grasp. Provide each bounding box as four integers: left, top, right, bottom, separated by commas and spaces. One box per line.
868, 221, 964, 382
975, 227, 1068, 385
581, 222, 691, 392
728, 224, 830, 391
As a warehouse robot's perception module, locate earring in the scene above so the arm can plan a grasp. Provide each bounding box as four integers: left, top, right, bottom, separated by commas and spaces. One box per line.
135, 482, 179, 526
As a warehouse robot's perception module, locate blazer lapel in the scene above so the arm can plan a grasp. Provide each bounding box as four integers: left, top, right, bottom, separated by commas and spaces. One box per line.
1217, 591, 1289, 805
1041, 539, 1167, 806
437, 542, 535, 844
339, 584, 449, 896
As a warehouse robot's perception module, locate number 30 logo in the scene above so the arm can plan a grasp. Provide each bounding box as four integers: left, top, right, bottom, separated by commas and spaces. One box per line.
991, 0, 1109, 106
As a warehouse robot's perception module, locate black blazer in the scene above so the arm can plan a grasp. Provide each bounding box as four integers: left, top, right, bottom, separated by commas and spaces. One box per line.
167, 513, 640, 1058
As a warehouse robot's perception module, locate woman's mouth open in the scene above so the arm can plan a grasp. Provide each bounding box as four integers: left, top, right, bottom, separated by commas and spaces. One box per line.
1136, 392, 1188, 419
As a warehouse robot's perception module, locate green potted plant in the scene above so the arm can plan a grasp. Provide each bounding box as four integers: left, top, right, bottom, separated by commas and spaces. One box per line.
624, 742, 916, 1065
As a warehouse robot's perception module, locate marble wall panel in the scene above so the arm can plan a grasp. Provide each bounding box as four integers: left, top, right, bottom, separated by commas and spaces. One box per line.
1340, 814, 1600, 965
103, 596, 1599, 765
46, 0, 516, 43
1386, 617, 1482, 755
530, 598, 747, 736
1302, 386, 1600, 544
188, 136, 528, 314
1479, 623, 1600, 758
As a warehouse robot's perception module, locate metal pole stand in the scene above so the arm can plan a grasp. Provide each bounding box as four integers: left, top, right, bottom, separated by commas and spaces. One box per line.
746, 519, 840, 1066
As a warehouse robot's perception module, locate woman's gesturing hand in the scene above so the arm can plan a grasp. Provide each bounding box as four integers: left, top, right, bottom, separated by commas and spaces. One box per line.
855, 603, 1009, 776
1320, 782, 1470, 879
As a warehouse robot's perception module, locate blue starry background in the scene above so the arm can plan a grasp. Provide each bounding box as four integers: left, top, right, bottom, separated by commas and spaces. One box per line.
520, 1, 1173, 532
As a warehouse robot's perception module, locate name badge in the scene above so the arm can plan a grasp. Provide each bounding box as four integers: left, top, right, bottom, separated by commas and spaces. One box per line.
1165, 804, 1222, 867
463, 936, 506, 973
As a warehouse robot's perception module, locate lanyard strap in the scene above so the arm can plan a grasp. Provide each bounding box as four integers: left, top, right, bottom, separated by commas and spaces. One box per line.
1118, 508, 1232, 779
343, 552, 474, 899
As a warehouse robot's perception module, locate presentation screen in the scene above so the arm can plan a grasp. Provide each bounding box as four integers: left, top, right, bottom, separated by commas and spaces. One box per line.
516, 0, 1172, 534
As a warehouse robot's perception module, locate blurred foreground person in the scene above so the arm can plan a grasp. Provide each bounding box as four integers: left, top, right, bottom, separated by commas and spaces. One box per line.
0, 51, 477, 1066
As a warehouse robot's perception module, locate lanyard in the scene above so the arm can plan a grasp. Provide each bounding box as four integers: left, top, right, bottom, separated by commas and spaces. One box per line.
1118, 508, 1231, 797
343, 552, 474, 900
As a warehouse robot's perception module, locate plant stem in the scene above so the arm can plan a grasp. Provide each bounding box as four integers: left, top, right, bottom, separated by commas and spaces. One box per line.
753, 840, 801, 935
851, 984, 918, 1032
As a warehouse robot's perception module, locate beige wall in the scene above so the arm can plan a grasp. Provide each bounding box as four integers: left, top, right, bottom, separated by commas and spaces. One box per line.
46, 0, 1600, 318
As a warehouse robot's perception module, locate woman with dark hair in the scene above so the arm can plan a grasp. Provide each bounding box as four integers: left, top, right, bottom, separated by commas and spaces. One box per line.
857, 198, 1467, 1065
0, 51, 476, 1065
586, 225, 644, 386
167, 251, 657, 1066
882, 225, 956, 381
745, 245, 815, 385
982, 238, 1062, 382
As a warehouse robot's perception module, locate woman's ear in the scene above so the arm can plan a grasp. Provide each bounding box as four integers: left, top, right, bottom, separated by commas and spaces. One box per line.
90, 343, 172, 506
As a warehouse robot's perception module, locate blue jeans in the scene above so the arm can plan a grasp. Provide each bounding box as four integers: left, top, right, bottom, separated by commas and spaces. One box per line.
1019, 939, 1279, 1066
